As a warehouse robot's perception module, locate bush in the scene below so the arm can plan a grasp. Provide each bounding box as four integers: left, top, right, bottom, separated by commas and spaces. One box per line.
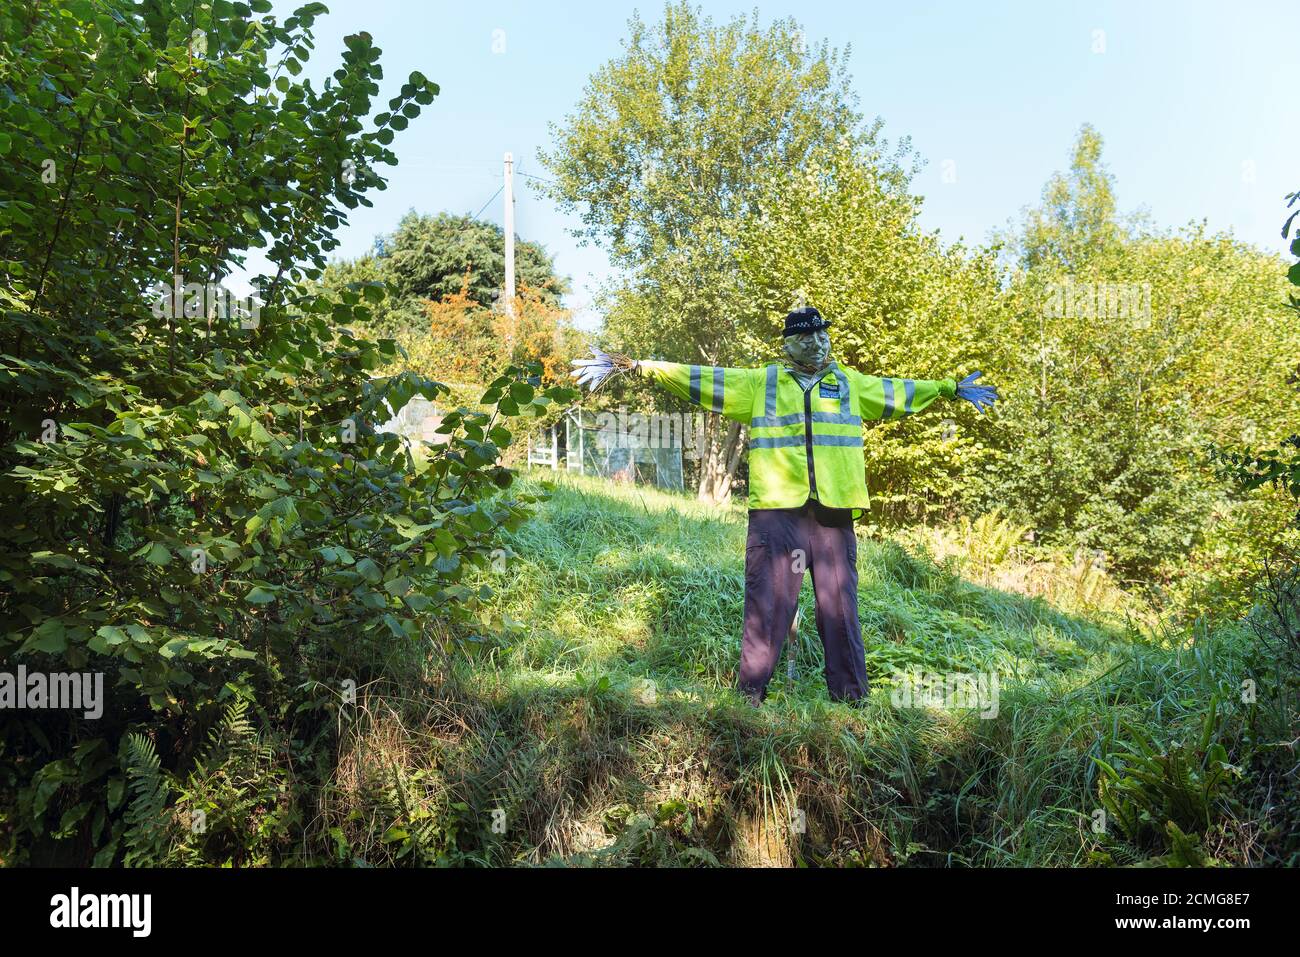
0, 0, 574, 865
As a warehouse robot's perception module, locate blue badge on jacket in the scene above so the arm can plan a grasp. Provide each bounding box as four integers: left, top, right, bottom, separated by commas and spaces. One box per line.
819, 381, 840, 399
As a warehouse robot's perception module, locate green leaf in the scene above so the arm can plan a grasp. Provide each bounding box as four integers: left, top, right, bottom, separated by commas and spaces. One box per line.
145, 543, 172, 565
24, 619, 68, 653
354, 557, 382, 584
245, 586, 277, 604
96, 625, 128, 646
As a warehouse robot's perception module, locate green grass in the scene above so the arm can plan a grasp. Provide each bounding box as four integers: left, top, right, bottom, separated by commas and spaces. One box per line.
322, 471, 1280, 867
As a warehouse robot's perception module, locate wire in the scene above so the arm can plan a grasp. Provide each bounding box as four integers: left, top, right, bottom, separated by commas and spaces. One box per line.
472, 184, 504, 220
469, 165, 554, 221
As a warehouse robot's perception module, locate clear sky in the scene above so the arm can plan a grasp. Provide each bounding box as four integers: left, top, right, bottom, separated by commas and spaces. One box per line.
249, 0, 1298, 329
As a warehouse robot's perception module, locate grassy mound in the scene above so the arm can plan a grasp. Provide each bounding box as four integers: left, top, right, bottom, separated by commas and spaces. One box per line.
313, 472, 1292, 867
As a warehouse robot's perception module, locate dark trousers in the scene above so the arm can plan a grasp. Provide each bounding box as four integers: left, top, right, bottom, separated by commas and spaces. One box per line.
739, 500, 867, 703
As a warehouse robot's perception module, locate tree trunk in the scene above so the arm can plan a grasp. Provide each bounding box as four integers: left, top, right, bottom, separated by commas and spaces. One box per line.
697, 414, 744, 506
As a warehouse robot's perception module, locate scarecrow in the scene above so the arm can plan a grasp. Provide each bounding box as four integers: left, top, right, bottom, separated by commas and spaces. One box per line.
572, 306, 998, 706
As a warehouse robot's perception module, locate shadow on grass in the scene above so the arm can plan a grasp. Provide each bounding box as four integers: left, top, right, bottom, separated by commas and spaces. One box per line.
317, 476, 1250, 867
489, 477, 1135, 699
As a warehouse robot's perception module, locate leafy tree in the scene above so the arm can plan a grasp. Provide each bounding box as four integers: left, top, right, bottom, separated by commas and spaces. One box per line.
974, 126, 1300, 582
1219, 184, 1300, 503
384, 211, 565, 307
385, 281, 586, 409
1017, 123, 1127, 272
1205, 186, 1300, 608
0, 0, 572, 865
540, 2, 869, 503
321, 211, 568, 335
736, 139, 1012, 524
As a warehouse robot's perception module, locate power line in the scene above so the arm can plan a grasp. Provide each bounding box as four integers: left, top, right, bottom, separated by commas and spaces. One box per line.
472, 184, 503, 220
469, 163, 552, 222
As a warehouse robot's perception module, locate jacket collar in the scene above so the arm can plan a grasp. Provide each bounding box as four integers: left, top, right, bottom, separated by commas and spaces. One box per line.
780, 359, 838, 381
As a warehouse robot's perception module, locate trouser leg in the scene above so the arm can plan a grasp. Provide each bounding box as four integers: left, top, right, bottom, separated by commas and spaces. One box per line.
807, 503, 868, 702
738, 507, 806, 702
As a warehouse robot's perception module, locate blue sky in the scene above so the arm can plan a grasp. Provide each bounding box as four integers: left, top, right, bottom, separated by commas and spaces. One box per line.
251, 0, 1298, 329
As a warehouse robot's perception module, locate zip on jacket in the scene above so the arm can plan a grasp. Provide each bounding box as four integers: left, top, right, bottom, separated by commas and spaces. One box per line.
796, 370, 818, 501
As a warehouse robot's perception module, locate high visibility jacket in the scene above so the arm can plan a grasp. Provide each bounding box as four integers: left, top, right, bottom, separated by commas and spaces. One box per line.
639, 360, 956, 515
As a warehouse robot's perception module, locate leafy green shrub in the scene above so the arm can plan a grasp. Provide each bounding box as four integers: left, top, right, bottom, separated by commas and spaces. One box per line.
1094, 698, 1239, 860
972, 128, 1300, 584
0, 0, 573, 865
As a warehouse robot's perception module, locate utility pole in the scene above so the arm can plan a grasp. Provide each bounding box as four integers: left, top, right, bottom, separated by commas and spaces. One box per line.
503, 151, 516, 316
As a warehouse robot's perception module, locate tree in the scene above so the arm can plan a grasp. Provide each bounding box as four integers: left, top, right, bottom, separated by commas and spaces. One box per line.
975, 126, 1300, 582
387, 281, 586, 409
383, 210, 566, 309
1016, 123, 1126, 273
736, 139, 1011, 524
0, 0, 571, 865
1206, 188, 1300, 596
322, 211, 568, 335
540, 2, 869, 503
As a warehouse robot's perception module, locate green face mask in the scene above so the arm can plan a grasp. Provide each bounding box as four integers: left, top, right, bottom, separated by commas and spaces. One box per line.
783, 329, 831, 372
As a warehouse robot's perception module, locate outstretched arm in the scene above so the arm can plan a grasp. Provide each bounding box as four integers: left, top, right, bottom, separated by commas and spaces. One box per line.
850, 369, 999, 421
570, 348, 757, 424
634, 360, 758, 424
852, 371, 956, 421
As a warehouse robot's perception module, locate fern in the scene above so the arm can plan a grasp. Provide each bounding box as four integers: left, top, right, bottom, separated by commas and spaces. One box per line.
121, 733, 175, 867
174, 696, 287, 866
372, 759, 454, 865
960, 509, 1030, 569
1094, 697, 1238, 859
193, 698, 258, 776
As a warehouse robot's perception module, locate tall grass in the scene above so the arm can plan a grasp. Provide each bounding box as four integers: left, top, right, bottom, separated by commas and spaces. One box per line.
317, 471, 1285, 866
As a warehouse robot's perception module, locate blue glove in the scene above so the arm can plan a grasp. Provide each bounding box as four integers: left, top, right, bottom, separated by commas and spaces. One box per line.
570, 347, 635, 392
955, 370, 998, 413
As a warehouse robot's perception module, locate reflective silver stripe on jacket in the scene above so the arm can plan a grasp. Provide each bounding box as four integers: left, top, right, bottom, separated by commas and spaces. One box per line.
750, 434, 805, 449
882, 377, 919, 419
688, 365, 726, 414
752, 433, 863, 449
811, 434, 863, 447
750, 363, 861, 429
